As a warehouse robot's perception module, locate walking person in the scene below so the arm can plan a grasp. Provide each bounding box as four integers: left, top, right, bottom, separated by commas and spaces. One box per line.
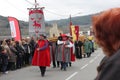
49, 34, 58, 68
83, 38, 91, 57
68, 36, 75, 67
57, 34, 73, 71
93, 8, 120, 80
32, 34, 51, 77
74, 40, 83, 59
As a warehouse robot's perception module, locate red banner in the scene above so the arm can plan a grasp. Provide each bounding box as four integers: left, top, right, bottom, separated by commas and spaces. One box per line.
29, 9, 45, 36
75, 25, 79, 41
71, 25, 79, 41
8, 17, 21, 41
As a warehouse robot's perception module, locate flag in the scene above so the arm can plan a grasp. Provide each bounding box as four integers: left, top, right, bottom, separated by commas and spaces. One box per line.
8, 17, 21, 41
71, 25, 79, 41
29, 9, 45, 36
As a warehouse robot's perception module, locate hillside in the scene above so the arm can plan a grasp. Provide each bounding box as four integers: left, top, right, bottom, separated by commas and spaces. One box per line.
0, 14, 95, 36
47, 14, 93, 27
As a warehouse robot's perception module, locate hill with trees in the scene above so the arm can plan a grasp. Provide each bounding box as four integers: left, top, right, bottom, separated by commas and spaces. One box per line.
0, 13, 96, 36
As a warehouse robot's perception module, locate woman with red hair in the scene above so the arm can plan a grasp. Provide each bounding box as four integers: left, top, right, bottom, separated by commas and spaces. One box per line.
93, 8, 120, 80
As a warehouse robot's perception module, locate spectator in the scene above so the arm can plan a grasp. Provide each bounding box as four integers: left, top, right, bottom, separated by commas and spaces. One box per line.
93, 8, 120, 80
0, 46, 9, 74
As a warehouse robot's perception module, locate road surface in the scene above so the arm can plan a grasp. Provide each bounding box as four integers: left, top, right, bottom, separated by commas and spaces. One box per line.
0, 48, 104, 80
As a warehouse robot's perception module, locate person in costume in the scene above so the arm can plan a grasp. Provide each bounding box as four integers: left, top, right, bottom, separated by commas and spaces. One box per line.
49, 34, 59, 68
83, 38, 92, 57
32, 34, 51, 77
68, 36, 75, 67
57, 34, 73, 71
74, 40, 83, 59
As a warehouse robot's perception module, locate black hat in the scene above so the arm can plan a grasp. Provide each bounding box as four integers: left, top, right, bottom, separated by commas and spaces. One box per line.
39, 34, 46, 38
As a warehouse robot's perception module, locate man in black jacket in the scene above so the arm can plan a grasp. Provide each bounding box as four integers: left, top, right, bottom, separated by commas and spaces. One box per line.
74, 40, 83, 59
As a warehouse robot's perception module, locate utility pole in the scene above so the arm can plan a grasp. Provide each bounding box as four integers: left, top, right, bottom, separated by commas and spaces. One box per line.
69, 14, 72, 35
35, 0, 37, 8
27, 0, 44, 10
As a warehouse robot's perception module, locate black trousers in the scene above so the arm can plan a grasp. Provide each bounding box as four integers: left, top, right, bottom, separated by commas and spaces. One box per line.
86, 52, 91, 57
7, 62, 16, 70
1, 64, 8, 73
16, 56, 22, 69
75, 48, 82, 59
25, 53, 30, 65
53, 61, 60, 67
39, 66, 46, 76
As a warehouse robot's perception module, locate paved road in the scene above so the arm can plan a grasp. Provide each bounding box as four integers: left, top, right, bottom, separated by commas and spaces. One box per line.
0, 48, 104, 80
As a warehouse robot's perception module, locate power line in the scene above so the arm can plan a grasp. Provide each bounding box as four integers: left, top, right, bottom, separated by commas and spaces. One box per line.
37, 0, 69, 18
25, 0, 34, 5
4, 0, 29, 20
4, 0, 27, 14
4, 0, 82, 21
44, 9, 68, 18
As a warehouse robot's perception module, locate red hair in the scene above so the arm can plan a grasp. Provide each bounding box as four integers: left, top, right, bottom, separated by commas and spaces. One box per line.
92, 8, 120, 56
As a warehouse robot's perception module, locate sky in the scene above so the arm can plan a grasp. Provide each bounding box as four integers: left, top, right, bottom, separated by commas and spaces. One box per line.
0, 0, 120, 21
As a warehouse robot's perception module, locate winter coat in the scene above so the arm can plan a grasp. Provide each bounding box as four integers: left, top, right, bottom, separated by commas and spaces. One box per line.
83, 40, 91, 53
9, 45, 17, 62
95, 49, 120, 80
0, 52, 8, 65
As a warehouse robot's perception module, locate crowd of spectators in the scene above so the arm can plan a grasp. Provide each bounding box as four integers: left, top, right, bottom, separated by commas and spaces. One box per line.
0, 37, 36, 74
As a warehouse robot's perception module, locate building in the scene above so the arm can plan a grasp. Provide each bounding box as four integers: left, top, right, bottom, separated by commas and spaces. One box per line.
49, 23, 63, 37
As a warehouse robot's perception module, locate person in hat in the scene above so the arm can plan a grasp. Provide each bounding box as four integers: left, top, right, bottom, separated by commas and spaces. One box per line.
56, 34, 73, 71
32, 34, 51, 77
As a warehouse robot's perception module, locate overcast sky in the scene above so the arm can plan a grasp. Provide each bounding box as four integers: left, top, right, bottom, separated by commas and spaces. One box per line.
0, 0, 120, 21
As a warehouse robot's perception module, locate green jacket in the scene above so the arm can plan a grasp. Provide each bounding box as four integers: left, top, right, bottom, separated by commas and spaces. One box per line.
83, 40, 92, 53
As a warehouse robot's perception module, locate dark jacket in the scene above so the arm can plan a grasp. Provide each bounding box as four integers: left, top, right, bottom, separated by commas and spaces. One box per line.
23, 43, 31, 54
95, 49, 120, 80
29, 40, 36, 56
15, 44, 25, 57
0, 52, 8, 65
74, 41, 83, 48
0, 53, 2, 64
9, 45, 17, 62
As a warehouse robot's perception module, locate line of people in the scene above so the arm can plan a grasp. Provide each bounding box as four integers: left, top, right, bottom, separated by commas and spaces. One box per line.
32, 34, 95, 77
0, 34, 95, 76
75, 38, 95, 59
0, 37, 36, 74
32, 34, 76, 77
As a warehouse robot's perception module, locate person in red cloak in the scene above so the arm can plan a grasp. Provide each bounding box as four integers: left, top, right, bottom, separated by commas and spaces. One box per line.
32, 34, 50, 77
68, 36, 75, 66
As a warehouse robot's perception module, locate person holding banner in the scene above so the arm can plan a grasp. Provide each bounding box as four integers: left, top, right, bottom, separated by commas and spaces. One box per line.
32, 34, 51, 77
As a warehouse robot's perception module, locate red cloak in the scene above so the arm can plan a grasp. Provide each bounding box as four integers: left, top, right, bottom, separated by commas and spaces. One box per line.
70, 41, 75, 61
32, 40, 51, 67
